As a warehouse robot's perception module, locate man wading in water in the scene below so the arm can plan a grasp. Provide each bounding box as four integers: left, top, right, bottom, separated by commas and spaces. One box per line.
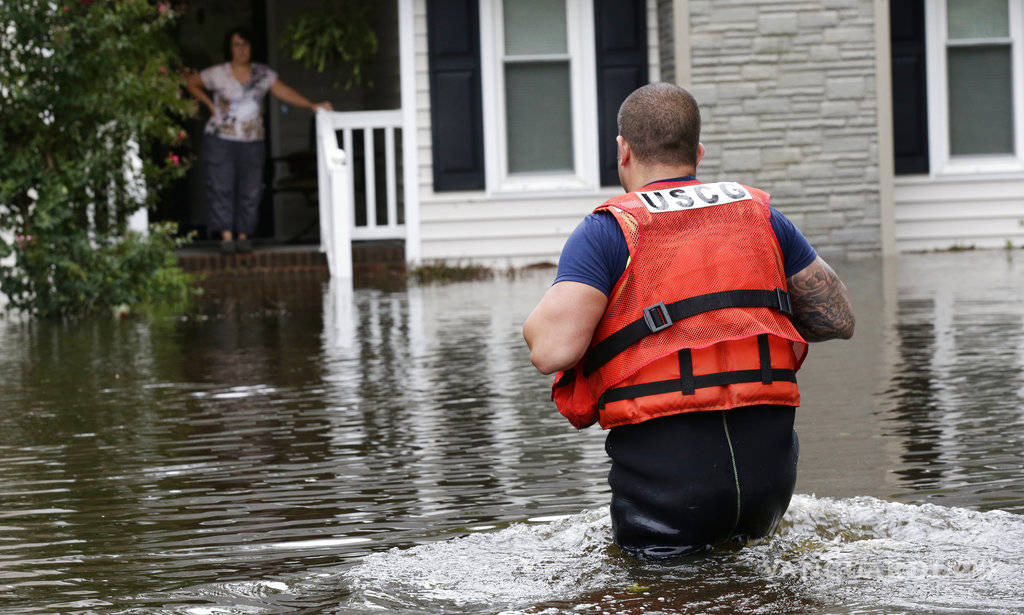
523, 82, 855, 559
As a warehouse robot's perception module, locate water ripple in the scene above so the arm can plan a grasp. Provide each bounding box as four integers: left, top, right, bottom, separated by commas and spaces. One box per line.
342, 495, 1024, 614
2, 256, 1024, 612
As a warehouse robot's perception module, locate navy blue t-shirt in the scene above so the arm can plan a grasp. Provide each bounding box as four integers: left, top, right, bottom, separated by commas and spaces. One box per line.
555, 177, 817, 296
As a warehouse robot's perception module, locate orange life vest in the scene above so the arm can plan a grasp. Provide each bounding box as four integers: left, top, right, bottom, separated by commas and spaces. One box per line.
552, 179, 808, 429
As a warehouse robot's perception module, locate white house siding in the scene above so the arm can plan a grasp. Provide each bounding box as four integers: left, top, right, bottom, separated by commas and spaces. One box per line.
685, 0, 883, 260
894, 175, 1024, 252
416, 190, 622, 265
412, 0, 661, 268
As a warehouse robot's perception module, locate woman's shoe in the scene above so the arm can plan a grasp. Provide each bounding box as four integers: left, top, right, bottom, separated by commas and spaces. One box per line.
236, 238, 253, 253
219, 240, 236, 255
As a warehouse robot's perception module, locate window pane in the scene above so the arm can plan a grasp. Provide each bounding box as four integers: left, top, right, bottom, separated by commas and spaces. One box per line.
947, 0, 1008, 39
947, 45, 1014, 155
503, 0, 567, 55
505, 62, 574, 173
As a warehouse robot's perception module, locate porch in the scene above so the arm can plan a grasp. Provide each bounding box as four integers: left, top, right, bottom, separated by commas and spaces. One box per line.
156, 0, 417, 277
173, 0, 420, 279
172, 104, 414, 281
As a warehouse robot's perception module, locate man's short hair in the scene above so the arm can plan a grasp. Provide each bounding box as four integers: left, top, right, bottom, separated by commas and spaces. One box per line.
617, 82, 701, 167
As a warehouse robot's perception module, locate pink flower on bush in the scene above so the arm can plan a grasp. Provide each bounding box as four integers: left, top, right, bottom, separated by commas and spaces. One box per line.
167, 153, 180, 166
159, 67, 167, 74
157, 3, 168, 14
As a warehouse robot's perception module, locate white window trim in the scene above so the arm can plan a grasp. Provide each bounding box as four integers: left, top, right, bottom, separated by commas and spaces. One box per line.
926, 0, 1024, 175
479, 0, 600, 195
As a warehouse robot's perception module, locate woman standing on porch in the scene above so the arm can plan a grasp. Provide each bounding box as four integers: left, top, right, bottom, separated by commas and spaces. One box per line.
186, 26, 332, 254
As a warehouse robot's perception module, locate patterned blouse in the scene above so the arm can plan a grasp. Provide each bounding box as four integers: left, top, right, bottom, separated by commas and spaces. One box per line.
199, 62, 278, 142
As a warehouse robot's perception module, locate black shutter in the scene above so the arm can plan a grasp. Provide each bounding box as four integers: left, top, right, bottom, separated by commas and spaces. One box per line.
594, 0, 648, 186
426, 0, 485, 191
891, 0, 929, 175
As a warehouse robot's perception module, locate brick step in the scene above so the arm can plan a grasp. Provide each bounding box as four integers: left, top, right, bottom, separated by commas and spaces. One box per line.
176, 247, 326, 274
176, 240, 405, 276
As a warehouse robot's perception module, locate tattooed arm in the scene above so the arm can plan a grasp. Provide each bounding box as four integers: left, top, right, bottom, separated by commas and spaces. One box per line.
787, 257, 855, 342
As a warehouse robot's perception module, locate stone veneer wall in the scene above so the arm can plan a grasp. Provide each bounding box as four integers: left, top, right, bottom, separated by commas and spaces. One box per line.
686, 0, 882, 260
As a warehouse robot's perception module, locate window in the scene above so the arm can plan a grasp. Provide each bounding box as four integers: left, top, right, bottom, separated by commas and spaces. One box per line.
479, 0, 600, 193
927, 0, 1024, 173
503, 0, 573, 173
425, 0, 647, 192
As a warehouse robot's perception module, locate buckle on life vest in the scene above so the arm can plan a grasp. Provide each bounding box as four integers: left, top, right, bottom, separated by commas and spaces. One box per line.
642, 302, 673, 333
775, 288, 793, 316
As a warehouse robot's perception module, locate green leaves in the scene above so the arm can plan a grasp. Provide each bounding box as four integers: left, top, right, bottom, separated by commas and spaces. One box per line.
2, 221, 196, 317
280, 1, 378, 89
0, 0, 195, 317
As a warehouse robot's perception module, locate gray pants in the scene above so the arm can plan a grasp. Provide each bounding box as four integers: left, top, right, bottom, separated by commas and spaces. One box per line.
203, 135, 266, 236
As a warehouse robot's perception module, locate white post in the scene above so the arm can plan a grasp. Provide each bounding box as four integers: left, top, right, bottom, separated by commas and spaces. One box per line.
364, 128, 377, 228
0, 227, 13, 275
316, 110, 334, 261
874, 0, 898, 256
127, 208, 149, 234
399, 0, 422, 265
385, 126, 398, 227
125, 136, 148, 235
329, 157, 353, 279
316, 110, 354, 279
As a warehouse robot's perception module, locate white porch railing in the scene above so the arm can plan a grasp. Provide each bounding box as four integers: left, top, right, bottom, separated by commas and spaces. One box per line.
315, 109, 408, 278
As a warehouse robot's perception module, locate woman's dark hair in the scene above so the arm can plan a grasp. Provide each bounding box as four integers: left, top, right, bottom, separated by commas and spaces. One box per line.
222, 26, 254, 61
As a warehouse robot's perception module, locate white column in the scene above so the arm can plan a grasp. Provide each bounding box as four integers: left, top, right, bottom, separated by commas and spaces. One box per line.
399, 0, 422, 265
316, 110, 354, 278
874, 0, 898, 256
127, 208, 149, 234
329, 156, 354, 279
0, 227, 14, 270
316, 111, 333, 260
126, 136, 149, 235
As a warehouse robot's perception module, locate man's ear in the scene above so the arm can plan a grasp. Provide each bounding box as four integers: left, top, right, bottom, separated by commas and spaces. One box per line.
617, 136, 630, 166
696, 142, 706, 166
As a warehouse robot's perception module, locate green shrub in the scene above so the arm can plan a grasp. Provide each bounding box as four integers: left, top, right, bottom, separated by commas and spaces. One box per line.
3, 222, 197, 317
0, 0, 194, 317
280, 1, 378, 89
408, 262, 494, 284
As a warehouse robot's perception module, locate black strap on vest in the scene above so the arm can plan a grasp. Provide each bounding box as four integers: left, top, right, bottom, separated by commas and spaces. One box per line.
598, 368, 797, 408
583, 288, 793, 377
598, 334, 794, 409
757, 333, 773, 384
554, 367, 575, 388
678, 349, 695, 395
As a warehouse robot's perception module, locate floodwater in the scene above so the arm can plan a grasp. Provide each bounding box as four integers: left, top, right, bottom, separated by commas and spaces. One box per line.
1, 250, 1024, 614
